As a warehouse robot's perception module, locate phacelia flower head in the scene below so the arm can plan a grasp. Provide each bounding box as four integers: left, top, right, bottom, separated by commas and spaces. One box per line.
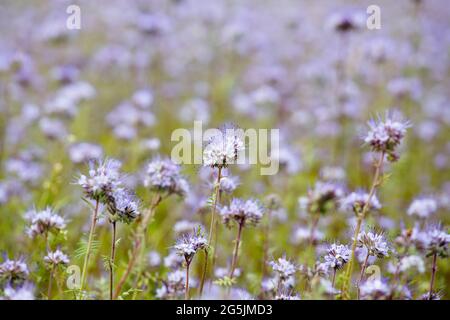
341, 190, 382, 214
203, 126, 245, 168
174, 227, 208, 263
360, 278, 392, 300
220, 198, 265, 227
356, 230, 390, 258
364, 112, 411, 162
0, 258, 29, 285
407, 197, 438, 219
25, 207, 66, 238
143, 157, 189, 197
76, 158, 123, 202
324, 243, 351, 270
298, 181, 344, 215
106, 188, 140, 224
269, 256, 297, 281
44, 249, 70, 267
423, 225, 449, 258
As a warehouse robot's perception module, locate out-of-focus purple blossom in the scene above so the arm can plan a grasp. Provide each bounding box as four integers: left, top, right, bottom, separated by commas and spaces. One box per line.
360, 278, 392, 300
269, 256, 297, 282
220, 198, 264, 227
341, 190, 382, 214
0, 258, 29, 285
407, 197, 438, 219
298, 181, 344, 216
39, 117, 68, 140
1, 283, 35, 300
291, 226, 324, 245
44, 250, 70, 267
68, 143, 103, 164
143, 157, 189, 197
25, 207, 66, 238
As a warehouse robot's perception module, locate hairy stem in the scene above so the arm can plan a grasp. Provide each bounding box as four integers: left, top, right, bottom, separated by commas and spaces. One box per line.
109, 221, 117, 300
80, 199, 99, 295
309, 215, 320, 245
113, 194, 162, 299
47, 266, 54, 300
229, 222, 243, 279
357, 252, 370, 300
199, 167, 222, 296
341, 151, 384, 299
428, 253, 437, 300
185, 262, 190, 300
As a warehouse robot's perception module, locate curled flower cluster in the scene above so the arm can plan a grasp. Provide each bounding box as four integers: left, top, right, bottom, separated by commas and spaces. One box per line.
0, 259, 29, 285
298, 181, 344, 215
77, 159, 123, 201
26, 207, 66, 238
203, 129, 245, 168
143, 157, 189, 196
356, 231, 390, 258
407, 197, 438, 219
107, 188, 140, 224
423, 225, 450, 258
174, 228, 208, 263
44, 250, 70, 267
324, 243, 351, 270
220, 198, 264, 227
364, 113, 410, 162
269, 256, 297, 282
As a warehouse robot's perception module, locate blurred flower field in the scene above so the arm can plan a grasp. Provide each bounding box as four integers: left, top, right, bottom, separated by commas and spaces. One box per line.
0, 0, 449, 300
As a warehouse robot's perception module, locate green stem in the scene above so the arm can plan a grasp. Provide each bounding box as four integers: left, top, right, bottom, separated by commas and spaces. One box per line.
80, 199, 100, 296
199, 167, 222, 296
229, 222, 243, 279
109, 221, 117, 300
341, 151, 384, 299
185, 262, 190, 300
428, 253, 437, 300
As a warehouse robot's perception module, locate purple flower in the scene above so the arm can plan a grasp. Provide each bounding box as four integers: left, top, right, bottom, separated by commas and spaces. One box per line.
364, 112, 411, 162
143, 157, 189, 197
0, 258, 29, 285
355, 230, 390, 258
220, 198, 264, 227
76, 158, 123, 202
44, 250, 70, 267
25, 207, 66, 238
324, 243, 351, 270
407, 197, 438, 219
106, 188, 140, 224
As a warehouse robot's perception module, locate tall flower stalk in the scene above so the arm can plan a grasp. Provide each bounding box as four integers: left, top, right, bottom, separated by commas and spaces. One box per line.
76, 158, 123, 296
220, 198, 264, 279
199, 127, 244, 295
114, 157, 188, 299
174, 228, 208, 300
341, 113, 409, 299
423, 225, 449, 300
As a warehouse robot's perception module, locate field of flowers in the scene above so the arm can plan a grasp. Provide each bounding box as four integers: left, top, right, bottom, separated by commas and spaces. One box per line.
0, 0, 449, 300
